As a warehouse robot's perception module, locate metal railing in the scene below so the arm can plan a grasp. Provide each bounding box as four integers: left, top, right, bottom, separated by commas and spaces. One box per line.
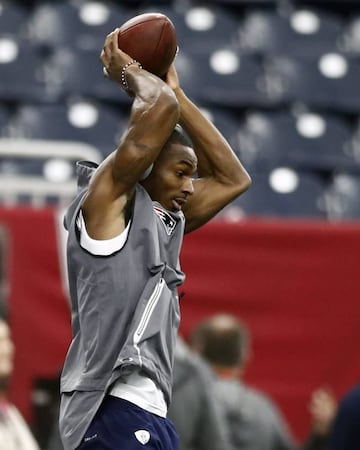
0, 138, 102, 208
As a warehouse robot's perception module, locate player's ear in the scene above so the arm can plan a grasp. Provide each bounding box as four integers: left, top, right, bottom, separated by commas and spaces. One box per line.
140, 164, 154, 180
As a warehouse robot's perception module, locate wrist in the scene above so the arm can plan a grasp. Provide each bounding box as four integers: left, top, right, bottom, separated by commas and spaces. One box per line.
121, 60, 142, 91
173, 86, 185, 100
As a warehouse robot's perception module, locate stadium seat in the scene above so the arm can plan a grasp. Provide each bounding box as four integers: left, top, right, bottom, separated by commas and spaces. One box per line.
0, 38, 51, 103
9, 102, 128, 158
219, 169, 327, 220
45, 46, 131, 106
346, 117, 360, 170
236, 110, 356, 173
325, 173, 360, 220
26, 1, 132, 51
0, 106, 10, 135
200, 0, 278, 5
175, 47, 269, 109
142, 4, 240, 51
0, 1, 28, 38
265, 52, 360, 113
197, 105, 241, 150
339, 14, 360, 56
238, 8, 344, 58
0, 157, 44, 178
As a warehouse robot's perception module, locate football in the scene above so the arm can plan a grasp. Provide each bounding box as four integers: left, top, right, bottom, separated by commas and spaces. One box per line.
117, 13, 178, 77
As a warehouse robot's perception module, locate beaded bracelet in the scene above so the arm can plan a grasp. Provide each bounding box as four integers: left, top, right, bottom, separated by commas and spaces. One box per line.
121, 60, 142, 90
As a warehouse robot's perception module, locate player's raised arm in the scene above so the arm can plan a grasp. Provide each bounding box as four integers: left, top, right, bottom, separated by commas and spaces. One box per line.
82, 30, 179, 239
165, 64, 251, 234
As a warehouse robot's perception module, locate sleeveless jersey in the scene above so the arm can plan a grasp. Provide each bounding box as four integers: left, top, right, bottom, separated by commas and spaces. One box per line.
59, 161, 185, 449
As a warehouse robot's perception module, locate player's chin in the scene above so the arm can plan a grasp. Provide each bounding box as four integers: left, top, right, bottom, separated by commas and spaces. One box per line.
172, 199, 182, 211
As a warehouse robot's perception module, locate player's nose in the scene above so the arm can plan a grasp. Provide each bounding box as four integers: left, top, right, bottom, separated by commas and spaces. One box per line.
182, 178, 194, 196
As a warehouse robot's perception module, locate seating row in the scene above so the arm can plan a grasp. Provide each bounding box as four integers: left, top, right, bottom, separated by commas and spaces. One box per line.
1, 102, 360, 175
3, 39, 360, 114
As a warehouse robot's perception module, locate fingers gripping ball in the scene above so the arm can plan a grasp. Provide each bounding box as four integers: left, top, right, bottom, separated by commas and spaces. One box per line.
117, 13, 178, 77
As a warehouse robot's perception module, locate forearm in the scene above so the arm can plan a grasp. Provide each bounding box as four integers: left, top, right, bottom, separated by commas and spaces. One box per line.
174, 88, 250, 188
111, 67, 179, 182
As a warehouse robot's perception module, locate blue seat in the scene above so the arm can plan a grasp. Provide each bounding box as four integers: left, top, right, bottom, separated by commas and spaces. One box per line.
325, 173, 360, 220
45, 46, 131, 106
219, 170, 327, 220
265, 53, 360, 113
338, 15, 360, 57
237, 110, 356, 173
238, 8, 344, 58
0, 106, 10, 135
9, 102, 128, 158
0, 2, 28, 38
196, 105, 240, 149
0, 158, 44, 178
122, 0, 172, 3
27, 1, 132, 51
0, 38, 50, 103
175, 46, 268, 109
142, 5, 239, 52
199, 0, 278, 4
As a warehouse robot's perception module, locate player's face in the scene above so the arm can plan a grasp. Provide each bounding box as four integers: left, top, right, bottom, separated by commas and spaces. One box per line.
142, 144, 197, 212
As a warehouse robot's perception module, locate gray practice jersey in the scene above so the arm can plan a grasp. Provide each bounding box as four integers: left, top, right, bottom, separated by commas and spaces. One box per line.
59, 161, 186, 449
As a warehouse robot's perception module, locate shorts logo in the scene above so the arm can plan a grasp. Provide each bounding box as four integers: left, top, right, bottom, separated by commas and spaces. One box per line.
154, 206, 178, 235
84, 433, 98, 442
134, 429, 151, 445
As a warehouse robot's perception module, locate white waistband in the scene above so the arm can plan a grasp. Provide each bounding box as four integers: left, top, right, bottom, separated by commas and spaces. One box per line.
109, 371, 167, 418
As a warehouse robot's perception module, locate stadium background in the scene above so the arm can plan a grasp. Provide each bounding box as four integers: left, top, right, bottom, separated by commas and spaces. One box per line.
1, 0, 360, 447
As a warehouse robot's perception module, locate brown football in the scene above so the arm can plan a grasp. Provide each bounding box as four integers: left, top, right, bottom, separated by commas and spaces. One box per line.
117, 13, 178, 77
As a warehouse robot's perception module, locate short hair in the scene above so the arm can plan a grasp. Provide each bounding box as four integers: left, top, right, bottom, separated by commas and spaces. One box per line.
142, 124, 194, 180
190, 314, 250, 368
165, 124, 193, 149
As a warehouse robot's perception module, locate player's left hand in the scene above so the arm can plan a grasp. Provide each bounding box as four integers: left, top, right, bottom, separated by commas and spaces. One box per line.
165, 63, 180, 92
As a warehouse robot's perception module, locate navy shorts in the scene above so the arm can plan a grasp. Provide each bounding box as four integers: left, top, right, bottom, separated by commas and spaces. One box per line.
76, 395, 179, 450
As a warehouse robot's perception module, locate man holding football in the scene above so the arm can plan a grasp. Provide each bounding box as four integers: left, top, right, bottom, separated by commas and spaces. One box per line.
59, 27, 250, 450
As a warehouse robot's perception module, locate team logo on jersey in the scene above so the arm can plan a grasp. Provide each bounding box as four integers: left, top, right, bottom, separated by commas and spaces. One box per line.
134, 429, 151, 445
154, 206, 178, 235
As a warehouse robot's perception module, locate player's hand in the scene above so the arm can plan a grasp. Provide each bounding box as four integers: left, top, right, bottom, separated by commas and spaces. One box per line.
165, 63, 181, 93
100, 29, 136, 88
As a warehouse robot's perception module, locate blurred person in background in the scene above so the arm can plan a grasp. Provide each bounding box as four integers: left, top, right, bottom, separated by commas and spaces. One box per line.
0, 319, 40, 450
327, 383, 360, 450
189, 313, 296, 450
168, 335, 230, 450
303, 387, 337, 450
303, 382, 360, 450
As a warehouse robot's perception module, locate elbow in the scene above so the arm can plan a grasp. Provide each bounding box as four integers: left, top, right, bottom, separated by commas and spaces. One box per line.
242, 172, 252, 192
159, 85, 180, 124
136, 75, 179, 124
234, 170, 252, 197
